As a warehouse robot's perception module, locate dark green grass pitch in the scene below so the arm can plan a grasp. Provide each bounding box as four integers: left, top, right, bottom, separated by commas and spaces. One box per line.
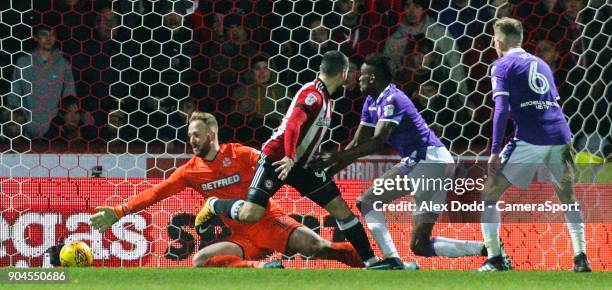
3, 268, 610, 290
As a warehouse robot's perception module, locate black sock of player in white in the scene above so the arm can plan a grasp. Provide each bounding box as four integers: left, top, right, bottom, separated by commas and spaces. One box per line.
212, 198, 244, 220
336, 215, 376, 265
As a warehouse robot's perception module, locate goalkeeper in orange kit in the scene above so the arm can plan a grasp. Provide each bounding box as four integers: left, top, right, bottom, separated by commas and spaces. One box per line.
90, 112, 362, 268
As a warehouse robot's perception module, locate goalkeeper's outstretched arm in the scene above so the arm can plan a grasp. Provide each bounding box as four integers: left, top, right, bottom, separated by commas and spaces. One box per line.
90, 169, 188, 232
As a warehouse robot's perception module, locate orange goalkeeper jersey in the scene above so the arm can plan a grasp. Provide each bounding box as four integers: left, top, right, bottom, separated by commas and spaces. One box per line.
123, 143, 284, 230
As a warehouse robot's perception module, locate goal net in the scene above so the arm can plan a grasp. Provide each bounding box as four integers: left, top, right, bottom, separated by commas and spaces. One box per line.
1, 0, 610, 269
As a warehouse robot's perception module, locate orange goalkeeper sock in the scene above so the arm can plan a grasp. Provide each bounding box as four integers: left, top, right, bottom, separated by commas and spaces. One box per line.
328, 242, 364, 268
203, 255, 263, 268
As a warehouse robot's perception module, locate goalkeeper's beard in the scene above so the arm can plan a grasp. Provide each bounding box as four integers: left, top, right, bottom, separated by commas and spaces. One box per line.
192, 137, 212, 158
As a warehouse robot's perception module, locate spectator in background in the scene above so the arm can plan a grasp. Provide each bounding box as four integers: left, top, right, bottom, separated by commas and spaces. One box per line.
96, 5, 118, 41
409, 82, 446, 137
304, 18, 337, 57
328, 59, 364, 148
565, 0, 586, 23
231, 54, 286, 129
334, 0, 357, 26
384, 0, 471, 108
77, 4, 122, 135
488, 0, 512, 18
165, 97, 199, 151
354, 0, 403, 57
383, 1, 431, 95
395, 51, 428, 94
101, 109, 131, 141
159, 3, 198, 92
208, 11, 258, 88
410, 82, 434, 111
0, 110, 28, 140
196, 12, 226, 43
114, 0, 198, 146
190, 1, 249, 108
524, 0, 583, 67
536, 41, 559, 70
291, 16, 338, 85
207, 10, 260, 118
334, 0, 369, 59
502, 0, 584, 97
225, 13, 250, 50
59, 0, 80, 7
48, 0, 97, 58
45, 95, 95, 140
159, 2, 200, 145
7, 25, 76, 139
383, 1, 427, 70
179, 97, 197, 123
342, 60, 363, 101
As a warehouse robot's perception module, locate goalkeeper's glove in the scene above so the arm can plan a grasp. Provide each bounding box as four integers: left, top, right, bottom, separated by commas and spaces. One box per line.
45, 242, 65, 267
90, 205, 125, 232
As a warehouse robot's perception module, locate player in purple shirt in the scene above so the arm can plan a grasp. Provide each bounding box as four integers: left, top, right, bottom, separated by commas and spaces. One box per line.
479, 17, 590, 272
359, 84, 444, 157
315, 53, 493, 269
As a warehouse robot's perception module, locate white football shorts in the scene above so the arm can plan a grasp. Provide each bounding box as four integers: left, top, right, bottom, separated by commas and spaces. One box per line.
500, 139, 573, 189
395, 146, 455, 215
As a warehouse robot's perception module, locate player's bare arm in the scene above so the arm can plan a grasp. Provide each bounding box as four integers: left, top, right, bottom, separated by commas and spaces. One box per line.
324, 124, 374, 176
346, 124, 375, 150
319, 121, 396, 174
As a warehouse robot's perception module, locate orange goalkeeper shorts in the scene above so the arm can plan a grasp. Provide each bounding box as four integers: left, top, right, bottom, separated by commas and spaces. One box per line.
226, 213, 301, 260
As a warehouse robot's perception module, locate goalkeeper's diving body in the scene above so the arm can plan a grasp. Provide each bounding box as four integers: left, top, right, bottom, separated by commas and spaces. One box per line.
313, 53, 500, 266
196, 51, 401, 269
90, 112, 363, 269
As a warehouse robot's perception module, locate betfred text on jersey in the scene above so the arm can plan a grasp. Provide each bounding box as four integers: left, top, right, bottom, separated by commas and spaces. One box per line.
200, 174, 241, 191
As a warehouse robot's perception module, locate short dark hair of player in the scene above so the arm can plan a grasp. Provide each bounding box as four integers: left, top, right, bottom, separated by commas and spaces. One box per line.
494, 17, 523, 46
320, 51, 349, 76
364, 53, 394, 84
189, 112, 218, 131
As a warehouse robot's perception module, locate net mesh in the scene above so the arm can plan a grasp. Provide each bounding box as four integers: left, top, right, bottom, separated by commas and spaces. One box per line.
0, 0, 610, 269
